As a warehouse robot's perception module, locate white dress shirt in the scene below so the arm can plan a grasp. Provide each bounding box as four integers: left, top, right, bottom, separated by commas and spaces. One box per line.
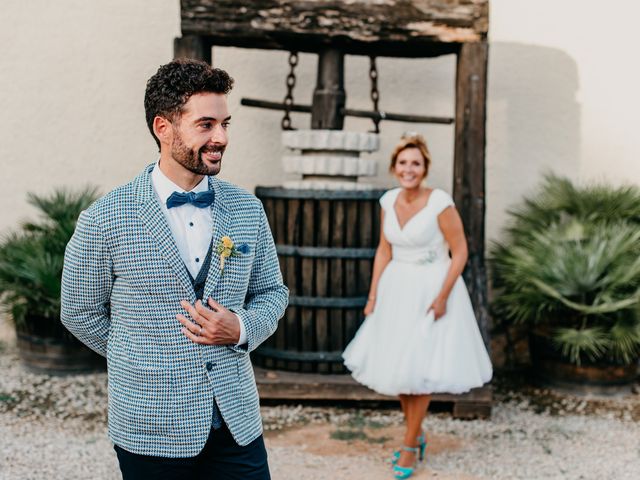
151, 161, 246, 345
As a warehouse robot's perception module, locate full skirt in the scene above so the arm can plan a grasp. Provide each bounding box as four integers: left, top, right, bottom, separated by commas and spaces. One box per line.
342, 260, 493, 396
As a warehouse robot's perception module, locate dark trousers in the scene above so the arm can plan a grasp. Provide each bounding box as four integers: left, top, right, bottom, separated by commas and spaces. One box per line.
114, 423, 270, 480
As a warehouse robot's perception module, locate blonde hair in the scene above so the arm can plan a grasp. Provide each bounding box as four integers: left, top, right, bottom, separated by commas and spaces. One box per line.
389, 133, 432, 176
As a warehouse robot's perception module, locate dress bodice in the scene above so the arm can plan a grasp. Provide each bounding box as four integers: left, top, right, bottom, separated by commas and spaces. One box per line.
380, 188, 455, 264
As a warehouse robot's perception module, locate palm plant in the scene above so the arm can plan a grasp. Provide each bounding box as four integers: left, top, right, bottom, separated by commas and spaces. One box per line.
0, 187, 99, 339
490, 175, 640, 366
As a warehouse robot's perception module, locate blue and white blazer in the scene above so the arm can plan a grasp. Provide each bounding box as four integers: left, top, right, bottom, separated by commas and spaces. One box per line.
61, 164, 288, 457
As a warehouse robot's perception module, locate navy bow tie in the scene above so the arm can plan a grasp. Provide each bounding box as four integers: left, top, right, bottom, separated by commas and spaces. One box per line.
166, 190, 215, 209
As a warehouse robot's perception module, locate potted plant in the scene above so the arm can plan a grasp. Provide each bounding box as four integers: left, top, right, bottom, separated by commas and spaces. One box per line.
490, 175, 640, 393
0, 187, 104, 374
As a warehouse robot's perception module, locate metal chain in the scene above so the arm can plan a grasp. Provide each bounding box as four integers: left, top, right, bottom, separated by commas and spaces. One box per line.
369, 56, 381, 133
281, 52, 299, 130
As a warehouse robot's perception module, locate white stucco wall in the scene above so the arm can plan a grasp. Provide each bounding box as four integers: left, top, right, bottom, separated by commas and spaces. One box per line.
0, 0, 181, 227
1, 0, 638, 242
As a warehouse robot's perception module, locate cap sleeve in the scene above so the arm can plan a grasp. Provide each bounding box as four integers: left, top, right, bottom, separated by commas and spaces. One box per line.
379, 188, 400, 212
432, 189, 455, 215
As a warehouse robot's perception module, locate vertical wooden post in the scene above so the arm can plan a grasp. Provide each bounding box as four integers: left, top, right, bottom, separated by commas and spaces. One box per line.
174, 35, 212, 63
311, 49, 346, 130
453, 41, 490, 348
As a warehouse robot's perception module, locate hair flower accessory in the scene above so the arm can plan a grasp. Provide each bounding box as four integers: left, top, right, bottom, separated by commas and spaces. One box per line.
216, 236, 249, 275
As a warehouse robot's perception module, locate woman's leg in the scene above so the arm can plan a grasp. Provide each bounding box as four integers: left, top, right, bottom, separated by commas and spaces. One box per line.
398, 394, 409, 420
396, 395, 430, 468
391, 395, 409, 462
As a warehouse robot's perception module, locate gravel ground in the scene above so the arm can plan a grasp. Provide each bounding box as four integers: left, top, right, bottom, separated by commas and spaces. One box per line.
1, 326, 639, 480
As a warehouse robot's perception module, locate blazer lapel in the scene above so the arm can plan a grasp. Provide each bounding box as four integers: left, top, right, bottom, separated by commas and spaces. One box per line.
203, 177, 232, 297
134, 165, 195, 301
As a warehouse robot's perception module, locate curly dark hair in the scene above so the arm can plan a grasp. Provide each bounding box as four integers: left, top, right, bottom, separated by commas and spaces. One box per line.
144, 59, 234, 149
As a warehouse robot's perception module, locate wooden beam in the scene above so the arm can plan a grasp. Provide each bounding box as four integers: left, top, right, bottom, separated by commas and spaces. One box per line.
174, 35, 212, 63
180, 0, 488, 58
311, 49, 346, 130
241, 98, 455, 124
254, 367, 492, 419
453, 41, 490, 348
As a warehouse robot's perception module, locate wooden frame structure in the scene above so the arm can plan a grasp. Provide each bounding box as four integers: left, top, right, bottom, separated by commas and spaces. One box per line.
175, 1, 491, 412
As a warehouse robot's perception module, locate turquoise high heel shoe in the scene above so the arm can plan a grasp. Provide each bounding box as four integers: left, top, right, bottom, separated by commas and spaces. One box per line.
390, 432, 427, 464
392, 446, 419, 479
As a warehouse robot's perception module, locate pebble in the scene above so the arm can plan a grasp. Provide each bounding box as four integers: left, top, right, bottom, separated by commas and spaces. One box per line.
1, 337, 639, 479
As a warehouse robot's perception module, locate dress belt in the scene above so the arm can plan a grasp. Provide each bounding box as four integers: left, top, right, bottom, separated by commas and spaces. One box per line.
392, 256, 449, 266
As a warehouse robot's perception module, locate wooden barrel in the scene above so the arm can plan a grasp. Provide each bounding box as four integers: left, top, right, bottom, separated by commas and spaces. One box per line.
529, 329, 639, 394
254, 187, 385, 373
17, 332, 106, 375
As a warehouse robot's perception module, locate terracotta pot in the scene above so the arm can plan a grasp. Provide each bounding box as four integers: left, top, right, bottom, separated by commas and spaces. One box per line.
529, 328, 638, 395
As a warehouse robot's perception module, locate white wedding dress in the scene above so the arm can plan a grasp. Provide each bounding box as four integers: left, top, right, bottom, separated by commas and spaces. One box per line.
343, 188, 493, 395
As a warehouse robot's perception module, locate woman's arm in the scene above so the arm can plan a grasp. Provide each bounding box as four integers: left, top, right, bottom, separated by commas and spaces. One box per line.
364, 210, 393, 315
429, 206, 468, 319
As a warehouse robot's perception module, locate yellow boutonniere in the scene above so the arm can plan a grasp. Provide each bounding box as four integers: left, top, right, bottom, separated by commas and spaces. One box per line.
216, 236, 250, 275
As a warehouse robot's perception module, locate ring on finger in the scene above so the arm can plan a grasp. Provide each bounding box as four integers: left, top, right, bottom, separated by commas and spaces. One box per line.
199, 325, 203, 336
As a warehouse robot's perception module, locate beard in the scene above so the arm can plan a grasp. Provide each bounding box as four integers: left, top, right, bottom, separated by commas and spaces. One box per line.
171, 131, 225, 176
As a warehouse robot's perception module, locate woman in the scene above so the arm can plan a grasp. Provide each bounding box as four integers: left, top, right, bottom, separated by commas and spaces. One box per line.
343, 134, 492, 479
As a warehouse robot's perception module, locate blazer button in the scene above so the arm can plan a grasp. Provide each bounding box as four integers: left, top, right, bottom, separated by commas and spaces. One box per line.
205, 362, 214, 371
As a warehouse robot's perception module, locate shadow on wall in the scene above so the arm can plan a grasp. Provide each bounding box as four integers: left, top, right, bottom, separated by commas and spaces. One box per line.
487, 42, 580, 367
486, 42, 581, 242
214, 47, 458, 192
215, 41, 581, 248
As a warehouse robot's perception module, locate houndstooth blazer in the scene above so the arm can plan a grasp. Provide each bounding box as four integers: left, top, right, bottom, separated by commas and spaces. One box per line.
61, 163, 288, 457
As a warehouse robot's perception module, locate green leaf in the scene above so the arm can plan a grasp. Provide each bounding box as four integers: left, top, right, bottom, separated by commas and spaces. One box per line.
489, 174, 640, 365
0, 187, 99, 332
608, 319, 640, 364
553, 327, 610, 365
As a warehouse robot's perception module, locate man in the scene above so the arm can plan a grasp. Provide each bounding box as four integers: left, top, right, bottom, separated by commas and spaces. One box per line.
61, 59, 288, 479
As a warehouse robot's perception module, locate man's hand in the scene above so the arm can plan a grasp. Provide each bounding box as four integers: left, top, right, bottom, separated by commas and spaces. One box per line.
177, 298, 240, 345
